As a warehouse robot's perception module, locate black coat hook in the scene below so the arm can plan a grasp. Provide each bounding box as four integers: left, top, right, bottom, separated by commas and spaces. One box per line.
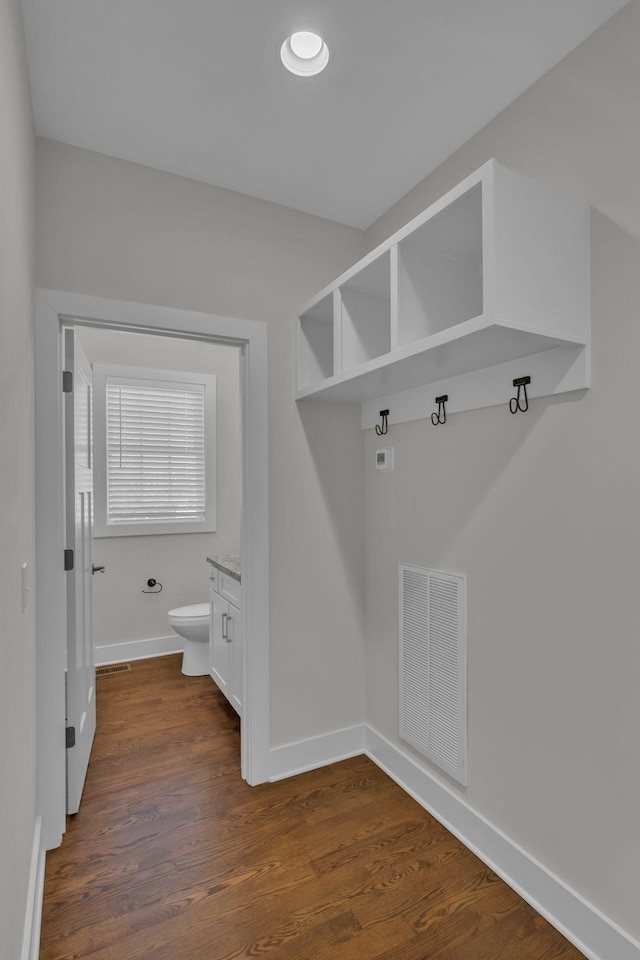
510, 376, 530, 414
431, 395, 448, 426
375, 409, 389, 435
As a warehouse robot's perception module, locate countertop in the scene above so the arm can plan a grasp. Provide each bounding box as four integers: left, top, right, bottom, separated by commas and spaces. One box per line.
206, 554, 241, 582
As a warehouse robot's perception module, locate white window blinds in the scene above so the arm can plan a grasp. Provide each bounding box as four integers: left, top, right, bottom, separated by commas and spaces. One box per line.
105, 379, 206, 525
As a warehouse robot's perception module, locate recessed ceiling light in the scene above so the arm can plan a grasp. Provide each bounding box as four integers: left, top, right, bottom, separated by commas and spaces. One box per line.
280, 31, 329, 77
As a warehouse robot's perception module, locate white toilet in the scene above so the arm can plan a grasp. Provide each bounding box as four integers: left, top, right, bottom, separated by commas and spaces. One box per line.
168, 603, 210, 676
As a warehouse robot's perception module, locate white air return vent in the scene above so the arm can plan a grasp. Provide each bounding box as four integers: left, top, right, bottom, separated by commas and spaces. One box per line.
399, 564, 467, 785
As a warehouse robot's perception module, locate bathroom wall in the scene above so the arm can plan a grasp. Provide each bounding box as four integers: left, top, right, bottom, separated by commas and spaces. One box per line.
0, 0, 36, 955
36, 139, 368, 741
362, 0, 640, 940
75, 326, 241, 654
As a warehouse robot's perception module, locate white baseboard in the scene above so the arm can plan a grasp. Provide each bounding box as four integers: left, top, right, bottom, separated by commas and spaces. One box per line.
269, 723, 366, 781
364, 726, 640, 960
21, 816, 45, 960
94, 634, 184, 665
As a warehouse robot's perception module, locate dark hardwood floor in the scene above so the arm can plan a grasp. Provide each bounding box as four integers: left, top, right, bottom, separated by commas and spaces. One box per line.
40, 655, 585, 959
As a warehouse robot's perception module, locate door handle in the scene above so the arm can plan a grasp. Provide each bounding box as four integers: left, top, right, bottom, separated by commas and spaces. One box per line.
92, 565, 106, 575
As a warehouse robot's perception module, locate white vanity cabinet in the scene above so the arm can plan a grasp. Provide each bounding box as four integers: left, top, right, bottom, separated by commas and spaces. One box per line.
226, 602, 242, 716
208, 565, 242, 716
210, 586, 230, 701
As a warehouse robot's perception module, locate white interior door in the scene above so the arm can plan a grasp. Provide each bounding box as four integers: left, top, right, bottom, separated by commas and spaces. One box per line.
64, 327, 97, 814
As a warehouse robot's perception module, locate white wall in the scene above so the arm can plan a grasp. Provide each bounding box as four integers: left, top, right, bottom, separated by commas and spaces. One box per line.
35, 140, 368, 743
75, 327, 241, 652
363, 0, 640, 941
0, 0, 36, 955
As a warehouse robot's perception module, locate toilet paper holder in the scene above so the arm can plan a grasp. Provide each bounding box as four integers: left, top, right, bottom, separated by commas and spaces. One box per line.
142, 578, 163, 594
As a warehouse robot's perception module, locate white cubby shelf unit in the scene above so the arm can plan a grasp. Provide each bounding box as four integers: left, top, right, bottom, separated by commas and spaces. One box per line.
295, 160, 590, 428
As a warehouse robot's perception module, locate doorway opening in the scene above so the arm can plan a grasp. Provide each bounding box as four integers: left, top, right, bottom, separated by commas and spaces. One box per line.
78, 325, 242, 667
35, 290, 269, 851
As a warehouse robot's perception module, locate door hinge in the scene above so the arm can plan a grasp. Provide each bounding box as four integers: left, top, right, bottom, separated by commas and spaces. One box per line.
64, 548, 74, 571
65, 726, 76, 749
62, 370, 73, 393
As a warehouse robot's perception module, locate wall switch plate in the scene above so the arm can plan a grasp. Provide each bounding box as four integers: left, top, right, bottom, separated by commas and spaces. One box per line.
21, 562, 29, 613
376, 447, 394, 471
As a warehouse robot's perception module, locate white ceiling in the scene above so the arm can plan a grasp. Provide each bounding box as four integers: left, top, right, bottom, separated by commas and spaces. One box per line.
21, 0, 627, 229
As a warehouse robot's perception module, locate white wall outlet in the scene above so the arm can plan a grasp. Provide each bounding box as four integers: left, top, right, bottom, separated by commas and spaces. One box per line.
376, 447, 394, 471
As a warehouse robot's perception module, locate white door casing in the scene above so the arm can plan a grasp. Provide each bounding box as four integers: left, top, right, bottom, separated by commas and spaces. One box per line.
35, 289, 269, 850
64, 328, 97, 813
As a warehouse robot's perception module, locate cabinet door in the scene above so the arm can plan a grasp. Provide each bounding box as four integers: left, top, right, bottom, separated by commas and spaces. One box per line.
228, 602, 243, 716
210, 589, 230, 699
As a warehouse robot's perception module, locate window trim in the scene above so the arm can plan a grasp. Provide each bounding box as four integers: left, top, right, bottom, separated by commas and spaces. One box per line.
92, 363, 216, 537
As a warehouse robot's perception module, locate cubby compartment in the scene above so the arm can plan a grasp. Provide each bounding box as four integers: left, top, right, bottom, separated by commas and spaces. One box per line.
339, 251, 391, 372
295, 160, 589, 413
298, 293, 334, 391
397, 183, 483, 347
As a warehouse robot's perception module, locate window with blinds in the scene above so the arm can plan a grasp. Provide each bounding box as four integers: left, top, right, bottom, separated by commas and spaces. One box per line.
93, 365, 216, 537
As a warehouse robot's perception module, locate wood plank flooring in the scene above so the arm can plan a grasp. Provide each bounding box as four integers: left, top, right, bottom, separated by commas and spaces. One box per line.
40, 655, 585, 959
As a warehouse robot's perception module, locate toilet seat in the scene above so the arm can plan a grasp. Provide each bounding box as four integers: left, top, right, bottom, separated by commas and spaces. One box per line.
168, 603, 209, 625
